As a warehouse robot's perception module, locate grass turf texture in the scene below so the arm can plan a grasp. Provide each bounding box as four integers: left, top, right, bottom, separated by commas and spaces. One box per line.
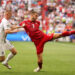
0, 42, 75, 75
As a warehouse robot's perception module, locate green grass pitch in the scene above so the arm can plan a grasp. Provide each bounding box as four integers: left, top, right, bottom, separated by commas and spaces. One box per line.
0, 42, 75, 75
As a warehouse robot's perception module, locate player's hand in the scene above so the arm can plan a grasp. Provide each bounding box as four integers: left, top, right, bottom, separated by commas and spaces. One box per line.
11, 25, 16, 29
11, 25, 23, 29
22, 23, 26, 27
13, 29, 19, 33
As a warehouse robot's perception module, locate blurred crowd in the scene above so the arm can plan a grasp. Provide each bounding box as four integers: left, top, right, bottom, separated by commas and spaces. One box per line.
0, 0, 75, 42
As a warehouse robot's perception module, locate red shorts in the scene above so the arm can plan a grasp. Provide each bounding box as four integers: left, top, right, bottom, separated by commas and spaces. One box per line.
34, 33, 54, 54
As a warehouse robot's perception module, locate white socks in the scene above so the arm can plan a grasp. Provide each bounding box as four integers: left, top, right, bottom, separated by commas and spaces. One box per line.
3, 52, 14, 64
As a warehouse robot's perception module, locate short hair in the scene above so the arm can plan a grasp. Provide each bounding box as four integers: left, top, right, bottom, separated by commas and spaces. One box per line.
30, 10, 38, 15
4, 10, 12, 14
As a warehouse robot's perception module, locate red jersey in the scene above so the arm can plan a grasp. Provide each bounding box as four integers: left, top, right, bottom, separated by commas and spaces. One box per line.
20, 20, 44, 42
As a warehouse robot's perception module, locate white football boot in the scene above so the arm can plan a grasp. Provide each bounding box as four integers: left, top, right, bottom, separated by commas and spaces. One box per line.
2, 61, 11, 69
34, 67, 41, 72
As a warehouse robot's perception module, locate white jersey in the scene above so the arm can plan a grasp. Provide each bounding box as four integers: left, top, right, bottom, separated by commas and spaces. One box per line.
0, 18, 14, 56
0, 18, 11, 43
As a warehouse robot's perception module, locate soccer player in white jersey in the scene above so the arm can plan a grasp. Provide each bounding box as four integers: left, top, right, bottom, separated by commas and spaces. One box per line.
0, 10, 20, 69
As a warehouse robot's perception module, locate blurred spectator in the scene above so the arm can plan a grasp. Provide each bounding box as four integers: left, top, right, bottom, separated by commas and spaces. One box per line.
65, 23, 72, 31
0, 0, 74, 36
70, 14, 75, 43
55, 21, 65, 33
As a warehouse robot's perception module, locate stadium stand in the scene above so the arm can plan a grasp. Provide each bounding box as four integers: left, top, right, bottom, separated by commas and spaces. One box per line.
0, 0, 75, 42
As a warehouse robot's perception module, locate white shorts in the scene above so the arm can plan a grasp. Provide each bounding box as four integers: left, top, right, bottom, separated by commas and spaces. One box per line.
0, 40, 14, 56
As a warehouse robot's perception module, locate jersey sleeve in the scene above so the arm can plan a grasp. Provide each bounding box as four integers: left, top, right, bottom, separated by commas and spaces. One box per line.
19, 21, 26, 26
3, 21, 11, 30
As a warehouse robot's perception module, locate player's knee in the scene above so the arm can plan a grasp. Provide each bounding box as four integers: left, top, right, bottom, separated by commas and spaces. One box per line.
37, 54, 42, 62
38, 57, 42, 63
53, 33, 62, 39
11, 50, 17, 55
38, 59, 42, 63
12, 51, 17, 55
10, 48, 17, 55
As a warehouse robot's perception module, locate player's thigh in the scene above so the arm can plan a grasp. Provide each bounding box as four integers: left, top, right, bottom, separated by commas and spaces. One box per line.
0, 51, 5, 62
44, 34, 54, 42
0, 45, 5, 62
5, 40, 17, 55
36, 44, 44, 55
0, 56, 5, 62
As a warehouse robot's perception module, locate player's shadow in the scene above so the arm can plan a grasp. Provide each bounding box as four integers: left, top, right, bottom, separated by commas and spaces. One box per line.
38, 70, 46, 72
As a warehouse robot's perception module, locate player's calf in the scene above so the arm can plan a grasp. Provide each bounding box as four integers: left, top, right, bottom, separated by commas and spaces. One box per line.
2, 48, 17, 69
38, 61, 42, 69
38, 53, 43, 69
3, 50, 17, 65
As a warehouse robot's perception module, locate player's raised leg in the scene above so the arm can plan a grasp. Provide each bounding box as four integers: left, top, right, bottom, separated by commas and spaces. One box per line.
0, 48, 10, 69
53, 30, 75, 39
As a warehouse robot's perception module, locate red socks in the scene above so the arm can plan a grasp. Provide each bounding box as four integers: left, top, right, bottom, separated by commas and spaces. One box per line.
38, 62, 42, 69
62, 31, 70, 37
62, 31, 75, 37
70, 31, 75, 34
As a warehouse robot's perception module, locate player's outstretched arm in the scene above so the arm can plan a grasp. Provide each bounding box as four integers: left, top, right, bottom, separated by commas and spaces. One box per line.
5, 29, 19, 34
11, 25, 23, 30
5, 27, 25, 35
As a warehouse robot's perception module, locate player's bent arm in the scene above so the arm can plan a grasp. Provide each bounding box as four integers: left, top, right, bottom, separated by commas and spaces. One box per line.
5, 27, 25, 34
5, 29, 19, 34
18, 28, 25, 32
11, 25, 23, 30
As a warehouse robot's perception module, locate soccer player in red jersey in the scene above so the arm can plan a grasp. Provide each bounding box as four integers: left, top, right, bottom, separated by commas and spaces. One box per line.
19, 11, 75, 72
